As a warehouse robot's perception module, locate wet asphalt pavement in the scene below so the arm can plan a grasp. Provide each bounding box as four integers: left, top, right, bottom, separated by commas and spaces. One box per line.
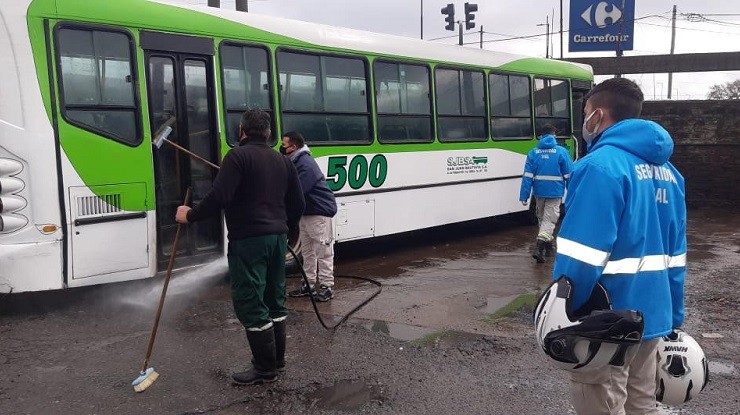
1, 208, 738, 414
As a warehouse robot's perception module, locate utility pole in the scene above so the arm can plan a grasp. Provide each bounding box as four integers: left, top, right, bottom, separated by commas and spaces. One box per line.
614, 0, 626, 78
458, 21, 464, 46
559, 0, 564, 58
420, 0, 423, 39
546, 16, 550, 58
537, 18, 550, 58
480, 25, 484, 49
667, 5, 677, 99
235, 0, 248, 12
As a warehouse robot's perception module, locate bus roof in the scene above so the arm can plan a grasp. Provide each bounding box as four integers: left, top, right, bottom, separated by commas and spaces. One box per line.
24, 0, 592, 79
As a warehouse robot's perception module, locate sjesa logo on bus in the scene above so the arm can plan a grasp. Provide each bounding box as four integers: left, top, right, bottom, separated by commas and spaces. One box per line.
446, 156, 488, 175
447, 156, 488, 166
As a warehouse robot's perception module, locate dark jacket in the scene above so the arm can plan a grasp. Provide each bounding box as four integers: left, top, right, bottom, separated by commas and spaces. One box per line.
187, 135, 305, 240
290, 147, 337, 217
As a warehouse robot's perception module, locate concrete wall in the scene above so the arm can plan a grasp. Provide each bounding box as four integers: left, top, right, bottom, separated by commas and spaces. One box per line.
641, 100, 740, 208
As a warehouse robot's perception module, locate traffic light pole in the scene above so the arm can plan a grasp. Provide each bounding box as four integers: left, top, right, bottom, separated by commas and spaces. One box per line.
441, 2, 477, 45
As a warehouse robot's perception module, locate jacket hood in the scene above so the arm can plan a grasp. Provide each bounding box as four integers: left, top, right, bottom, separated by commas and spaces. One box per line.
290, 145, 311, 161
537, 134, 557, 149
591, 119, 674, 165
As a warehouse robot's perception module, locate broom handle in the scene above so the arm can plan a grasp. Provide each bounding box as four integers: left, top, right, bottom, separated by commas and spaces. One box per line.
163, 139, 220, 170
142, 188, 192, 372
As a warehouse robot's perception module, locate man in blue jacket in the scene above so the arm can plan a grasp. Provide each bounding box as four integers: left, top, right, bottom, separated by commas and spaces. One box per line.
519, 124, 574, 263
553, 78, 687, 414
282, 132, 338, 302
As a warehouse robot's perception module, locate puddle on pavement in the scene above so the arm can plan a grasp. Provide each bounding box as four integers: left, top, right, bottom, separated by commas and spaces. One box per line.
363, 320, 437, 341
306, 379, 381, 410
480, 295, 521, 314
709, 360, 736, 376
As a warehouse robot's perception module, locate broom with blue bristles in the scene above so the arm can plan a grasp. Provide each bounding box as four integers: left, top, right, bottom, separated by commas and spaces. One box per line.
132, 188, 191, 392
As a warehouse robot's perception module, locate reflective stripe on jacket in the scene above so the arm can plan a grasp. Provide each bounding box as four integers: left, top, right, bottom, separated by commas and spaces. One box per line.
519, 134, 574, 200
552, 119, 687, 340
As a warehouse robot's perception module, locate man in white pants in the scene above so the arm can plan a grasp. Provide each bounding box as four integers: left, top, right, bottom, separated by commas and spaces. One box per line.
281, 132, 338, 302
519, 124, 574, 262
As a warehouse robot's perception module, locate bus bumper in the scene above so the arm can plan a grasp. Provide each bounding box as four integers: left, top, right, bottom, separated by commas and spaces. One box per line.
0, 240, 63, 293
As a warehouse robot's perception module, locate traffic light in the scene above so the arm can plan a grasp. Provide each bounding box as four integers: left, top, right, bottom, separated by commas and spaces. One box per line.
441, 3, 455, 31
465, 2, 478, 30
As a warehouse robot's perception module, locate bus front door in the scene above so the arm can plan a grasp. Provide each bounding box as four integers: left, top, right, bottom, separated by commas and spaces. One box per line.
145, 47, 222, 270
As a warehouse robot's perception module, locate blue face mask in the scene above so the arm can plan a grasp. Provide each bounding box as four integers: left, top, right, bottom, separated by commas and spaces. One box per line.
582, 109, 602, 146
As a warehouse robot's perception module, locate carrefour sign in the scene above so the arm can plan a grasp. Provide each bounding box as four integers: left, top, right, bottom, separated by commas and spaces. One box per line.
569, 0, 634, 52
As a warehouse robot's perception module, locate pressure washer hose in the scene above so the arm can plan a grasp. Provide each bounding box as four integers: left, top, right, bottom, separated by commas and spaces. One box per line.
286, 245, 382, 331
149, 135, 380, 331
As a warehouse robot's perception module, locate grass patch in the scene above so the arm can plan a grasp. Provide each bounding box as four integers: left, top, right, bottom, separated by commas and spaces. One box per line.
482, 294, 537, 324
411, 330, 450, 346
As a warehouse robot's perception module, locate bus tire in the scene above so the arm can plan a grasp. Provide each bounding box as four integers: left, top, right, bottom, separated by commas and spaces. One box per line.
285, 227, 303, 275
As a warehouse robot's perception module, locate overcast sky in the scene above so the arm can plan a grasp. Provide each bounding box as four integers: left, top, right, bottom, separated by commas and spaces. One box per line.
174, 0, 740, 100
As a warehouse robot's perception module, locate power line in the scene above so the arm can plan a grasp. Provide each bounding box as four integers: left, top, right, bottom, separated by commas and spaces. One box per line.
427, 33, 464, 41
458, 13, 670, 46
691, 13, 740, 17
702, 17, 740, 27
430, 10, 740, 47
637, 20, 740, 36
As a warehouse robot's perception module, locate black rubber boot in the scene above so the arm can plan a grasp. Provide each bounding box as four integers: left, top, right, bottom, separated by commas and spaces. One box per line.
532, 240, 545, 263
273, 320, 286, 372
544, 241, 554, 257
232, 328, 278, 385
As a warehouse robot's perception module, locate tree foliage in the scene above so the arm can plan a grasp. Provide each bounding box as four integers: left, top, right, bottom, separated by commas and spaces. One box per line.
706, 79, 740, 100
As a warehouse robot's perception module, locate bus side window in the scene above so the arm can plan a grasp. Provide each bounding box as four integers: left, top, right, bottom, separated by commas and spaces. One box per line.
490, 73, 534, 140
374, 61, 433, 144
220, 43, 274, 146
277, 50, 371, 145
533, 77, 571, 136
56, 27, 140, 145
435, 67, 487, 142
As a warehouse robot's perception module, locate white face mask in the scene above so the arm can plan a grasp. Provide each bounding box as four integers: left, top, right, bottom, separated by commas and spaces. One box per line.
582, 109, 602, 145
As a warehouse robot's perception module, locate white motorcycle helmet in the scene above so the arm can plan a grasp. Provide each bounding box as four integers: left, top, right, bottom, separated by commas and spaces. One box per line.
656, 330, 709, 406
533, 276, 644, 372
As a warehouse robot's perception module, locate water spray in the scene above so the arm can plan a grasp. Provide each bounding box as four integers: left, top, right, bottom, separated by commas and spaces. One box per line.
132, 188, 191, 392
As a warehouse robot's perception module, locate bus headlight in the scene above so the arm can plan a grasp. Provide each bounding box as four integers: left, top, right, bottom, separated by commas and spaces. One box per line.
0, 158, 23, 176
0, 196, 26, 213
0, 214, 28, 233
0, 177, 24, 195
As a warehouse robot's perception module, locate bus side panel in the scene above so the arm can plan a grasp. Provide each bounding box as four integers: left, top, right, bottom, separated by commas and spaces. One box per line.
317, 148, 529, 242
344, 178, 524, 239
48, 21, 157, 286
0, 4, 65, 293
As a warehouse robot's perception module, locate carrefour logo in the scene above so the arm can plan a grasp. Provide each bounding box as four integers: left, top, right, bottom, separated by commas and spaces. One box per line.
569, 0, 634, 52
581, 2, 623, 28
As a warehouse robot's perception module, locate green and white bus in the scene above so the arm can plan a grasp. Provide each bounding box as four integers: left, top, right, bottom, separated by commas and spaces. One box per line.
0, 0, 593, 293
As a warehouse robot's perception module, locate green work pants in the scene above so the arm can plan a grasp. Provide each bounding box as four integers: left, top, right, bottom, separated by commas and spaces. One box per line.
227, 234, 287, 330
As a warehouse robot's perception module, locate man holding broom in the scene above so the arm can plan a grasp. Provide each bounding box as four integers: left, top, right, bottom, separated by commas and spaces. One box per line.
176, 109, 304, 385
